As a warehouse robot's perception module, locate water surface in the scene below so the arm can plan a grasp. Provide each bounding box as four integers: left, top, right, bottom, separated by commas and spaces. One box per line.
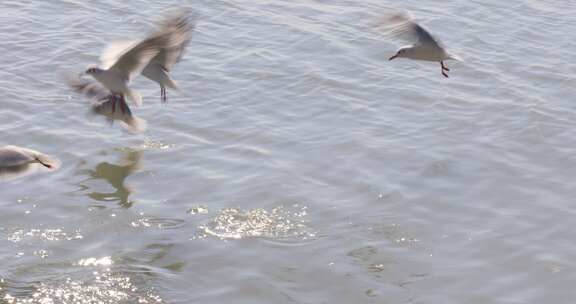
1, 0, 576, 303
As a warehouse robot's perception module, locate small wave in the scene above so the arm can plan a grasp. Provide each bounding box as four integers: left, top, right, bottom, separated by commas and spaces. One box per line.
138, 139, 177, 151
130, 217, 186, 229
197, 204, 315, 241
1, 268, 162, 304
7, 228, 83, 243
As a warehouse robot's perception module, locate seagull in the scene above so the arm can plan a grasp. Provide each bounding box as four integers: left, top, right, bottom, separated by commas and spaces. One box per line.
100, 10, 196, 103
84, 14, 191, 106
0, 146, 59, 169
142, 10, 195, 103
64, 73, 147, 133
383, 10, 462, 78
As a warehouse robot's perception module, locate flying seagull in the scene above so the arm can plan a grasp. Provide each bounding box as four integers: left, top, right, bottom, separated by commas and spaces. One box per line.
100, 10, 196, 103
84, 14, 191, 106
142, 10, 196, 103
382, 10, 462, 78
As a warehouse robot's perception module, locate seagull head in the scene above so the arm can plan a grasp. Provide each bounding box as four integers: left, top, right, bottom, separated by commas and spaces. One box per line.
389, 47, 412, 60
33, 154, 59, 170
84, 66, 103, 75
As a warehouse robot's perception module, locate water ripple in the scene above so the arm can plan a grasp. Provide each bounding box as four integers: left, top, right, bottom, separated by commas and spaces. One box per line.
197, 205, 315, 241
2, 270, 162, 304
7, 228, 83, 243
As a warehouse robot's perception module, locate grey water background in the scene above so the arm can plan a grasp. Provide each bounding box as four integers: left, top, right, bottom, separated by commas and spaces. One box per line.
1, 0, 576, 303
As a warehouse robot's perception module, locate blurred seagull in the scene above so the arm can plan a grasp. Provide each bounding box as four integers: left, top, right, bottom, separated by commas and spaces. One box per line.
142, 10, 195, 103
84, 13, 191, 106
65, 73, 147, 133
383, 10, 462, 78
0, 146, 59, 169
101, 10, 196, 103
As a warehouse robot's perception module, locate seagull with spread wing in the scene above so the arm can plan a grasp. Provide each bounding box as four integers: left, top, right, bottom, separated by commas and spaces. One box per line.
383, 10, 462, 78
100, 10, 196, 103
84, 13, 191, 106
142, 10, 195, 103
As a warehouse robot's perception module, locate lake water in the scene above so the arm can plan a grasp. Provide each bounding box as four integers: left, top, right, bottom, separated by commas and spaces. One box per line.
1, 0, 575, 303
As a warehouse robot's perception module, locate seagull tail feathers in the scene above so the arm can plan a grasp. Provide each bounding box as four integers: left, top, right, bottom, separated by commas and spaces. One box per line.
448, 52, 464, 62
164, 77, 179, 91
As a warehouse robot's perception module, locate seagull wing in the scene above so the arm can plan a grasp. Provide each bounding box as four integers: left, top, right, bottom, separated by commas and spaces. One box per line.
410, 21, 441, 48
99, 39, 140, 70
106, 31, 184, 82
379, 10, 443, 49
148, 9, 196, 71
64, 72, 110, 101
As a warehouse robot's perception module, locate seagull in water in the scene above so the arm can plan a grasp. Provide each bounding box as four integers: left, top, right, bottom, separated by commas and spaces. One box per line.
84, 13, 191, 106
383, 10, 462, 78
0, 146, 59, 169
101, 10, 196, 103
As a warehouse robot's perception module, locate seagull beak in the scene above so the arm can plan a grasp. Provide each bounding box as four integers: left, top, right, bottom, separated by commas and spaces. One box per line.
389, 54, 397, 61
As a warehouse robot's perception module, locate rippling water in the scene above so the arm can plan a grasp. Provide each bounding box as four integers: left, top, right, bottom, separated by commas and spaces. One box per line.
1, 0, 576, 303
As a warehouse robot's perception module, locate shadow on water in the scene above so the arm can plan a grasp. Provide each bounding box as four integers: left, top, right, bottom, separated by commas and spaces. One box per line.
78, 149, 142, 208
0, 164, 42, 182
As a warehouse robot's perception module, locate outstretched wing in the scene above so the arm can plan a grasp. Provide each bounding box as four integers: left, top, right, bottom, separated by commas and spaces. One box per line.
376, 10, 443, 48
99, 39, 141, 70
105, 27, 189, 82
148, 9, 197, 71
105, 35, 162, 81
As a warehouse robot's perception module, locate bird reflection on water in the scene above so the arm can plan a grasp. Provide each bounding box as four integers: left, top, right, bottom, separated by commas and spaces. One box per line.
79, 150, 142, 207
0, 163, 42, 182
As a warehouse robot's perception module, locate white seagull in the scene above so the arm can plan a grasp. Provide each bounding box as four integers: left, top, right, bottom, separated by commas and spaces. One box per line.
142, 10, 195, 103
85, 15, 191, 106
101, 10, 196, 103
0, 146, 59, 169
383, 10, 462, 78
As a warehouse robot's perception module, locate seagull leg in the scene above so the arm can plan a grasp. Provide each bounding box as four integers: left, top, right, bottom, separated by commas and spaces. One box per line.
441, 61, 450, 71
120, 95, 128, 114
440, 61, 450, 78
109, 95, 116, 114
161, 86, 166, 103
112, 94, 123, 113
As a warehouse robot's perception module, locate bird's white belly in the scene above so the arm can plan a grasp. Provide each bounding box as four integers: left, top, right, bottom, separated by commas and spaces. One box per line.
142, 64, 178, 89
411, 48, 448, 62
142, 65, 163, 85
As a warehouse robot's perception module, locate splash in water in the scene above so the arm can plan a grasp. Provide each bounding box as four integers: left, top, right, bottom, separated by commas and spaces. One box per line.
2, 257, 162, 304
197, 204, 315, 240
